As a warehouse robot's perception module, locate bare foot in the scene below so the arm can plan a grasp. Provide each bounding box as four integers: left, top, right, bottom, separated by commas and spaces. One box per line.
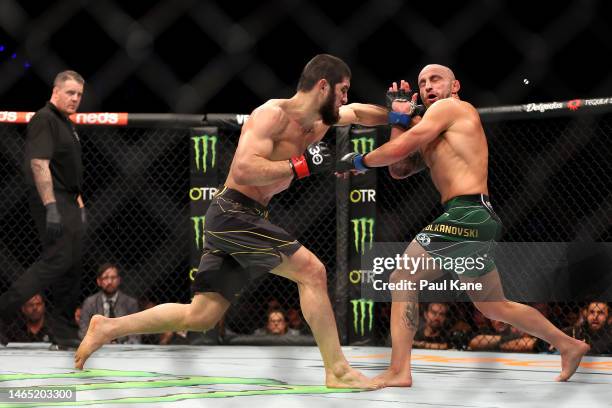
74, 315, 113, 369
325, 366, 383, 389
374, 368, 412, 387
555, 340, 590, 382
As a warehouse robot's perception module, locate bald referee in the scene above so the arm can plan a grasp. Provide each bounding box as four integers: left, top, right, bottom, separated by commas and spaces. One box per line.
0, 70, 86, 348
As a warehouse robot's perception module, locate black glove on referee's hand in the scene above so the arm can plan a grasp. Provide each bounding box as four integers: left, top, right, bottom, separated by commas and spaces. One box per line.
45, 202, 63, 241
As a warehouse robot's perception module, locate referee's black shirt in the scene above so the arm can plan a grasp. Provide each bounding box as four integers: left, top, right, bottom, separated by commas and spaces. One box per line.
24, 102, 83, 194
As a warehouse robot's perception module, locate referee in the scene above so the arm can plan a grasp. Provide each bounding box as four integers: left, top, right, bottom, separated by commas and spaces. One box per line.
0, 70, 86, 348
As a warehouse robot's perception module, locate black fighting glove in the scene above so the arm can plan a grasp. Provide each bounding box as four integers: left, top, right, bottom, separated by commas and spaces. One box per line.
385, 87, 411, 110
289, 141, 333, 179
386, 87, 426, 128
337, 152, 370, 173
45, 202, 62, 241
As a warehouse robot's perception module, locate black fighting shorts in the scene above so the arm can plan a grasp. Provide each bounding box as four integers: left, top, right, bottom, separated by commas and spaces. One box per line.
191, 186, 302, 302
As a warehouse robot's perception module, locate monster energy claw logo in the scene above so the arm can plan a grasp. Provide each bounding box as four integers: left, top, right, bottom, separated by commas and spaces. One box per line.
351, 137, 375, 154
351, 217, 374, 254
191, 216, 206, 249
192, 135, 217, 173
351, 298, 374, 336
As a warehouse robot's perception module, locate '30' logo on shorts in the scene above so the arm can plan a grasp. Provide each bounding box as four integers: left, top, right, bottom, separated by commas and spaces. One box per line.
416, 233, 431, 247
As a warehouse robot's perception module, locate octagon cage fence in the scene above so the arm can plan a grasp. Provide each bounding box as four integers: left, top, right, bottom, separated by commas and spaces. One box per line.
0, 97, 611, 353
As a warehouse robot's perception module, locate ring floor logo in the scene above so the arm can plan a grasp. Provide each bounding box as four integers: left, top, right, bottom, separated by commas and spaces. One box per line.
0, 369, 363, 406
191, 216, 206, 249
350, 137, 375, 154
191, 135, 217, 173
350, 299, 374, 336
351, 218, 374, 254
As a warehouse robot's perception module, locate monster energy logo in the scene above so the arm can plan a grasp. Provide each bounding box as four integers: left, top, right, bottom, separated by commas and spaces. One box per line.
191, 216, 206, 249
351, 298, 374, 336
191, 135, 217, 173
351, 217, 374, 254
351, 137, 375, 154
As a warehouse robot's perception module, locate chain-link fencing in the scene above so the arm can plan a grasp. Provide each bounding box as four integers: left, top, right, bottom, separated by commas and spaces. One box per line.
1, 105, 611, 353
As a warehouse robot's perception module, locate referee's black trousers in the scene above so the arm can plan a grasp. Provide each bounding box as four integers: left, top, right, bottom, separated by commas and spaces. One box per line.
0, 189, 83, 342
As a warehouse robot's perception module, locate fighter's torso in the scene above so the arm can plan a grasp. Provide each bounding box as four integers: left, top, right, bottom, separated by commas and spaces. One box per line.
420, 101, 489, 202
225, 99, 329, 204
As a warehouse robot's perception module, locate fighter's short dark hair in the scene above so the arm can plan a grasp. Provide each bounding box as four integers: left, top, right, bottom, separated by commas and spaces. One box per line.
297, 54, 351, 92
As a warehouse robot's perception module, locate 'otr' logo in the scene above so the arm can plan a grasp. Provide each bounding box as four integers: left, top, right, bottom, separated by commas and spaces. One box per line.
351, 137, 375, 154
351, 217, 374, 254
191, 135, 217, 173
191, 216, 206, 249
351, 298, 374, 336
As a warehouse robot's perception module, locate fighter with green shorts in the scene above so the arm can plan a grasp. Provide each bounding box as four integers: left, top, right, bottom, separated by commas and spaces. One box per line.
339, 66, 590, 386
416, 194, 502, 277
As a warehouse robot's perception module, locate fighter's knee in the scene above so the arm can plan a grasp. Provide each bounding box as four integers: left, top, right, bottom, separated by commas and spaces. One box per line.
185, 305, 217, 332
475, 301, 507, 321
303, 257, 327, 288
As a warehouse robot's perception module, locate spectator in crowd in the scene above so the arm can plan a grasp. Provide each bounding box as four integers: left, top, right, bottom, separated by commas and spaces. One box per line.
79, 263, 140, 344
469, 319, 539, 352
472, 308, 492, 333
446, 303, 473, 350
254, 309, 300, 336
267, 298, 282, 312
412, 303, 450, 350
287, 307, 311, 335
449, 303, 472, 334
564, 302, 612, 355
9, 294, 54, 343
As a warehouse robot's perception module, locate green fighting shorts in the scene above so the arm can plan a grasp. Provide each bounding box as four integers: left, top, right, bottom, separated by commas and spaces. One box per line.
415, 194, 503, 278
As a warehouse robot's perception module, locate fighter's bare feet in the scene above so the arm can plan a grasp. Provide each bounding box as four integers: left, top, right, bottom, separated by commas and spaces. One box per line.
556, 340, 590, 382
374, 368, 412, 387
74, 315, 113, 370
325, 366, 383, 389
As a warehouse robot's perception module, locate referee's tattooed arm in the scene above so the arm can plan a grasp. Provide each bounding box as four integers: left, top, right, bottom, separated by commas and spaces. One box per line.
31, 159, 56, 205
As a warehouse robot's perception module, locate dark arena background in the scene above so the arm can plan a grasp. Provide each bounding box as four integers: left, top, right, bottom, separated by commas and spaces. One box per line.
1, 1, 611, 407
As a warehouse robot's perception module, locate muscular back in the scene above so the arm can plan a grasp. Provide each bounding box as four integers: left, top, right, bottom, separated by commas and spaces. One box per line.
421, 100, 489, 202
225, 100, 329, 205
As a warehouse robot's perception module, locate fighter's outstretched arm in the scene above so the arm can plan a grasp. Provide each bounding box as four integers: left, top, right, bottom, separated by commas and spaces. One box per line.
336, 103, 389, 126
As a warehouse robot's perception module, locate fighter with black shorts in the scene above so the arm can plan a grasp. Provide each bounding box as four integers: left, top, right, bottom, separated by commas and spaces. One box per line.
192, 186, 302, 301
76, 54, 393, 388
